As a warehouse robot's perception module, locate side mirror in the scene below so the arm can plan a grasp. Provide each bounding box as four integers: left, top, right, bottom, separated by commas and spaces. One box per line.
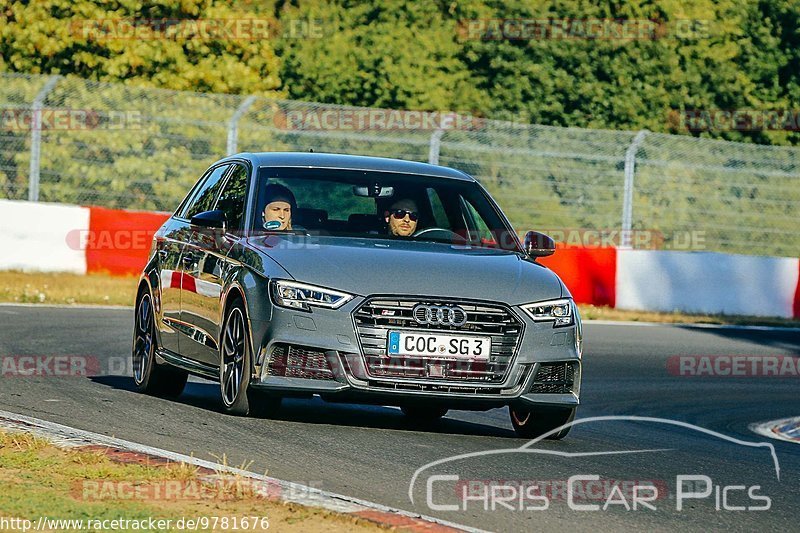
190, 209, 227, 232
524, 231, 555, 258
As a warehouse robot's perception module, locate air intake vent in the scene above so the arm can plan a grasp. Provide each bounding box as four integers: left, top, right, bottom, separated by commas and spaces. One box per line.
530, 362, 576, 394
267, 344, 335, 380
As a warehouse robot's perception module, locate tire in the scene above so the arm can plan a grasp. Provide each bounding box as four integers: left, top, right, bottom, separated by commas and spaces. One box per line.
401, 405, 448, 425
509, 405, 576, 440
219, 298, 281, 417
132, 291, 188, 398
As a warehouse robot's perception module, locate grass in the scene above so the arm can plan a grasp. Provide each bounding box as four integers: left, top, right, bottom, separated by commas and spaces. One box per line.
0, 430, 385, 532
0, 271, 139, 306
0, 270, 798, 328
578, 304, 800, 328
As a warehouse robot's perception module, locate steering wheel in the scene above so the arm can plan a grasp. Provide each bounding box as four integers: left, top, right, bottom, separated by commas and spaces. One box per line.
412, 227, 466, 243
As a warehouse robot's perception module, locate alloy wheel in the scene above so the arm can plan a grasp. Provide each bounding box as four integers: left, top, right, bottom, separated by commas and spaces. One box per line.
221, 307, 246, 407
133, 294, 154, 385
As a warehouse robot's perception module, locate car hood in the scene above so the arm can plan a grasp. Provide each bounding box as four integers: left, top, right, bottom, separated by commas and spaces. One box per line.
243, 235, 564, 305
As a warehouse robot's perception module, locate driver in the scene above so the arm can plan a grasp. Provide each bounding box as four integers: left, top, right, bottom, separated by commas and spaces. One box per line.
261, 183, 296, 231
384, 198, 419, 237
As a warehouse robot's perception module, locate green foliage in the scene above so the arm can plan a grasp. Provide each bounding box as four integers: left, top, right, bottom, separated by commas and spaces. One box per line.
3, 0, 800, 144
275, 0, 800, 146
0, 0, 281, 95
274, 1, 489, 113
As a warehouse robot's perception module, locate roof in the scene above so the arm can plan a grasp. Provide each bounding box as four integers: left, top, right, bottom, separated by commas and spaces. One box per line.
224, 152, 475, 182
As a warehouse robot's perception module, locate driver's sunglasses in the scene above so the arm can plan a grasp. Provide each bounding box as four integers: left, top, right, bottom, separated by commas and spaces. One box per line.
387, 209, 419, 221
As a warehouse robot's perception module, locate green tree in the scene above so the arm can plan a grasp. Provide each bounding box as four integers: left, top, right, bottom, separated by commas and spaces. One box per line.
274, 0, 489, 113
0, 0, 281, 95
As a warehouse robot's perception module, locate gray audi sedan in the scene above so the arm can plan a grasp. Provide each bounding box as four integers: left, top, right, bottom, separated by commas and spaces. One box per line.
133, 152, 582, 438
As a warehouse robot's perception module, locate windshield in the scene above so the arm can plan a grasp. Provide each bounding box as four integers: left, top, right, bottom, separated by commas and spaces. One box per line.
252, 167, 521, 252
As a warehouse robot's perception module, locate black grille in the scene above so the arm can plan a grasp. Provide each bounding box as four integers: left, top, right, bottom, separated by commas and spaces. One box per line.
353, 298, 523, 383
267, 344, 335, 380
530, 362, 576, 393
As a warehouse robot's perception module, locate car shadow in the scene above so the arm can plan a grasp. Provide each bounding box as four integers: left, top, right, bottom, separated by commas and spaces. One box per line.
675, 324, 800, 353
90, 376, 518, 438
272, 396, 516, 438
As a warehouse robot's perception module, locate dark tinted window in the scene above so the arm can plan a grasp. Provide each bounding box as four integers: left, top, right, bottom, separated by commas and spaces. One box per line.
253, 168, 520, 251
427, 187, 448, 227
461, 196, 493, 242
215, 164, 248, 232
183, 165, 229, 219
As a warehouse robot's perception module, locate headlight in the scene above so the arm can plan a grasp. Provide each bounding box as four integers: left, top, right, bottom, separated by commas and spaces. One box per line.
520, 298, 574, 327
271, 280, 353, 311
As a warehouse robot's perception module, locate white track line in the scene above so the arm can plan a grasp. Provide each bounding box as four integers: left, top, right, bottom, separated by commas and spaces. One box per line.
585, 319, 800, 332
0, 409, 484, 533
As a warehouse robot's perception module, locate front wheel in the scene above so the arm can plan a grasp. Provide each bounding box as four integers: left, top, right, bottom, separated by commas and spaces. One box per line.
219, 300, 281, 417
132, 292, 187, 398
509, 405, 576, 440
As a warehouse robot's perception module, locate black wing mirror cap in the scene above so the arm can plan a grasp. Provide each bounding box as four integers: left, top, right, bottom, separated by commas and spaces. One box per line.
190, 209, 227, 230
524, 231, 556, 258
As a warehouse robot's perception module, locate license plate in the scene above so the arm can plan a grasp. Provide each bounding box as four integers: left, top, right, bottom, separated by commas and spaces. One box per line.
387, 331, 491, 360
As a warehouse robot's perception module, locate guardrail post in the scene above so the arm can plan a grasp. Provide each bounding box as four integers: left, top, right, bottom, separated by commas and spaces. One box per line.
428, 128, 444, 165
621, 130, 648, 248
28, 75, 60, 202
227, 95, 257, 156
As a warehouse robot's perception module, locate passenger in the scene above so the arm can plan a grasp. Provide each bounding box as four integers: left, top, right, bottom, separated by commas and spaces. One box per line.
262, 184, 296, 231
384, 198, 419, 237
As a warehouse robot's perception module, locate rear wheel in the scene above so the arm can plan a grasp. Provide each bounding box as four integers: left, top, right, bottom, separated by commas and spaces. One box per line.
132, 292, 187, 398
219, 299, 281, 417
509, 405, 576, 440
401, 405, 448, 425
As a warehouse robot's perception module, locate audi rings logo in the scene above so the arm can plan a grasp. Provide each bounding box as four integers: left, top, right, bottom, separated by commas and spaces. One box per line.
412, 304, 468, 327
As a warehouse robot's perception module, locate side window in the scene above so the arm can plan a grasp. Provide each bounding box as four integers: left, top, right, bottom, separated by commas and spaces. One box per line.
214, 164, 248, 233
183, 165, 229, 219
461, 196, 493, 242
426, 188, 448, 227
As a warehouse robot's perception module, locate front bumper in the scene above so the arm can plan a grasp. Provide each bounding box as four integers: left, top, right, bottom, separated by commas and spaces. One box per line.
249, 295, 582, 410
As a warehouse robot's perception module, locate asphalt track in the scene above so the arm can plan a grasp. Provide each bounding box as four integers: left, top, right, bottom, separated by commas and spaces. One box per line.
1, 304, 798, 532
